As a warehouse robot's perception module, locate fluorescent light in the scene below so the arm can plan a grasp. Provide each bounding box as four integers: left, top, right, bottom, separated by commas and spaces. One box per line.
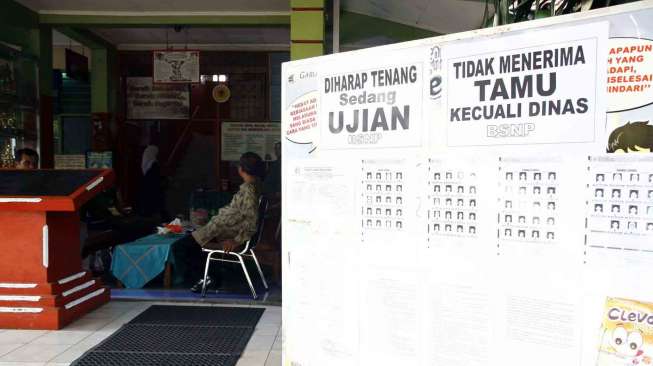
212, 74, 218, 82
218, 74, 228, 82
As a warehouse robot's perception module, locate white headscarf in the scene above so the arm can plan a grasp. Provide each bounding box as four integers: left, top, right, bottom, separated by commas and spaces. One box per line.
141, 145, 159, 175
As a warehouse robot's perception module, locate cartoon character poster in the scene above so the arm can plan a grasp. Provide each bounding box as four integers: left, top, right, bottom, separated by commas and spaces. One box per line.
597, 298, 653, 366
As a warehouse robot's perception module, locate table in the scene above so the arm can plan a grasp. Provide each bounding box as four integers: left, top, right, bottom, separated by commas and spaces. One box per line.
111, 233, 185, 289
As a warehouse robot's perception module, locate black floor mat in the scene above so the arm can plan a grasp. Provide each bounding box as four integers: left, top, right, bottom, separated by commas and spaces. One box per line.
129, 305, 264, 327
95, 325, 254, 353
72, 306, 265, 366
72, 352, 239, 366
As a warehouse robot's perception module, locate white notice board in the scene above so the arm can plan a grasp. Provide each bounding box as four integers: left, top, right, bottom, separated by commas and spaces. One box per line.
282, 3, 653, 366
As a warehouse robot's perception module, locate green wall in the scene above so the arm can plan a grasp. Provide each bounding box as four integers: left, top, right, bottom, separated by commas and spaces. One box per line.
291, 0, 325, 60
0, 0, 39, 55
0, 0, 53, 97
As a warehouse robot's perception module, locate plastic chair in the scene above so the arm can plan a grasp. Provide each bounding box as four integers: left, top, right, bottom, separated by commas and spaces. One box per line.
200, 196, 269, 299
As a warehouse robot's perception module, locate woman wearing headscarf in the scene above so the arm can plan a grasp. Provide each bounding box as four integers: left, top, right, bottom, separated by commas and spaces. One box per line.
136, 145, 167, 219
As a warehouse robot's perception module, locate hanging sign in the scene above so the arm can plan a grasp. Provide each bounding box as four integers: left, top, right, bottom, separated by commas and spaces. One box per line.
153, 50, 200, 84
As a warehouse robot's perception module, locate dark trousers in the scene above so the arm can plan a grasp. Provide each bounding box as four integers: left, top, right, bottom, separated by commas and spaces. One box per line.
173, 234, 223, 284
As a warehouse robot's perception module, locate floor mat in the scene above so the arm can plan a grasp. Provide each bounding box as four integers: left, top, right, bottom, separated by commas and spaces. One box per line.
72, 305, 265, 366
72, 352, 239, 366
129, 305, 265, 327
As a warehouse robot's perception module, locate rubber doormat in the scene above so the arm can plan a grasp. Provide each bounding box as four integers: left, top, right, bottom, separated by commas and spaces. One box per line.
129, 305, 264, 327
72, 306, 265, 366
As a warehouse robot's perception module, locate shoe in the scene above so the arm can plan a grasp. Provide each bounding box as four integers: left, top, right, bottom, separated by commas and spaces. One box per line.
190, 276, 214, 293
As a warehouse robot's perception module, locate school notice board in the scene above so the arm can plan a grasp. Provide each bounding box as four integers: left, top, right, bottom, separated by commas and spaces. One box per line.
221, 122, 281, 161
281, 2, 653, 366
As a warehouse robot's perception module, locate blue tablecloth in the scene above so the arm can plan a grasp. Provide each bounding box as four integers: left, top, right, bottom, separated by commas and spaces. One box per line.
111, 233, 184, 289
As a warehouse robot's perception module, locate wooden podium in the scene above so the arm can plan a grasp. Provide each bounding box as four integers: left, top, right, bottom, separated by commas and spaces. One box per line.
0, 169, 114, 329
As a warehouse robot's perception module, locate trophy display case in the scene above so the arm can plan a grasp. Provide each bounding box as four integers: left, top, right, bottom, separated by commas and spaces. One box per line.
0, 44, 39, 168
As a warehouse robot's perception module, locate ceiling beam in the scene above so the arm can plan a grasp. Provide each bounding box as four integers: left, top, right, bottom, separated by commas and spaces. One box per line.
115, 43, 290, 51
39, 11, 290, 27
56, 27, 115, 49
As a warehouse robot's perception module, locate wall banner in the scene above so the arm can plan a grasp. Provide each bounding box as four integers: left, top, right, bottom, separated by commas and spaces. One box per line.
320, 62, 424, 150
126, 77, 189, 120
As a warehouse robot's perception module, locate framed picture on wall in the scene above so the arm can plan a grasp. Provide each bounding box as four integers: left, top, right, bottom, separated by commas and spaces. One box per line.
152, 50, 200, 84
86, 151, 113, 169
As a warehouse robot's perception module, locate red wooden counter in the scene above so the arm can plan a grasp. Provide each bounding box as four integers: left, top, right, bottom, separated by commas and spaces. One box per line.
0, 169, 114, 329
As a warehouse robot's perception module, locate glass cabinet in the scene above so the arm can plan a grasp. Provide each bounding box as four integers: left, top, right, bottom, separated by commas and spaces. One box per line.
0, 44, 39, 168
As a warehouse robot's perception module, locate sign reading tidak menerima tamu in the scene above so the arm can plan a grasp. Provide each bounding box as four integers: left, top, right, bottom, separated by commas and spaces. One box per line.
320, 62, 424, 149
446, 22, 608, 147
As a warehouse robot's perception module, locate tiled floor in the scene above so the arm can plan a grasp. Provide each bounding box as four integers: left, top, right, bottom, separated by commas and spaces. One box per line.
0, 301, 282, 366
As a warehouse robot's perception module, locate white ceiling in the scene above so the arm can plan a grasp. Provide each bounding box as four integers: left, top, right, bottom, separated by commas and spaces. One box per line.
16, 0, 487, 48
91, 27, 290, 50
16, 0, 486, 34
15, 0, 290, 13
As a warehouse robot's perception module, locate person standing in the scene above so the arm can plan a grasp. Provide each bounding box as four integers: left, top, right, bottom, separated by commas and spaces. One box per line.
136, 145, 168, 219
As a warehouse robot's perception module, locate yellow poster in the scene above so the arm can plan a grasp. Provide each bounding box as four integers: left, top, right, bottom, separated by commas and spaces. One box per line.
598, 298, 653, 366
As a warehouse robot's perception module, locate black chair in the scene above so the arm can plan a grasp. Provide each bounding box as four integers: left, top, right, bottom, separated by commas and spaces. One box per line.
200, 196, 269, 298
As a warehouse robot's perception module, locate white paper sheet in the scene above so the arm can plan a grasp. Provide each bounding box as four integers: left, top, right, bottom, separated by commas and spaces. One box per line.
585, 155, 653, 262
425, 154, 499, 256
496, 155, 587, 261
359, 267, 422, 366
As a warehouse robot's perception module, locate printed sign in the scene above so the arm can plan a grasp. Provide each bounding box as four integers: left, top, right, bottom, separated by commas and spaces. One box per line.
221, 122, 281, 161
153, 50, 200, 84
607, 38, 653, 113
126, 77, 189, 120
54, 154, 86, 169
283, 66, 321, 157
446, 23, 608, 146
320, 62, 424, 149
284, 91, 319, 144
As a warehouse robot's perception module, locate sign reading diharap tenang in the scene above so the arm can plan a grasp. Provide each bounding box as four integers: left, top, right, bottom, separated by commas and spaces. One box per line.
445, 22, 608, 147
320, 60, 424, 149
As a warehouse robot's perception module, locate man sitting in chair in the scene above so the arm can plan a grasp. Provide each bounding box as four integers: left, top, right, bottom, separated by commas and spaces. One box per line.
176, 152, 264, 292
